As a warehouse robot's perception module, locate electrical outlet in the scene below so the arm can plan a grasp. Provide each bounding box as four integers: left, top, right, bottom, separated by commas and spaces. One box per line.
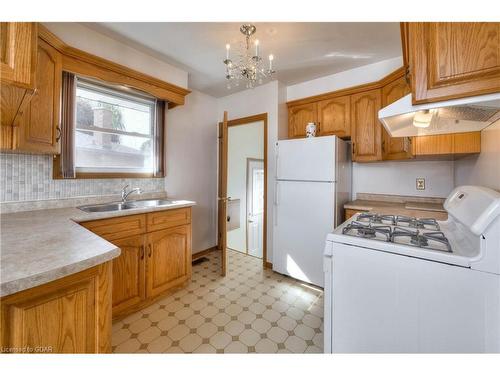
416, 178, 426, 191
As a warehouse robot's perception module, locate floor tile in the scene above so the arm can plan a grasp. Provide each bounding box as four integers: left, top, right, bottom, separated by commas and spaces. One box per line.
112, 249, 324, 354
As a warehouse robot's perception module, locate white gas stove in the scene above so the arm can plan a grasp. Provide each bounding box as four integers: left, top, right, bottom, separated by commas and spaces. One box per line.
323, 186, 500, 353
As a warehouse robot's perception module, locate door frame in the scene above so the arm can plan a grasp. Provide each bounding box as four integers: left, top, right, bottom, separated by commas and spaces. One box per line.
246, 157, 264, 259
218, 113, 268, 270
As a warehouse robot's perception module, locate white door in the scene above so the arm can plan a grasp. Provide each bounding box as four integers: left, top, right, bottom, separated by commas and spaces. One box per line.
247, 159, 264, 258
274, 180, 335, 287
277, 136, 337, 182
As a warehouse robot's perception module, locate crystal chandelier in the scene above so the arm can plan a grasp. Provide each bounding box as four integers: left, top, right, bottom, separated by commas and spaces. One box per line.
223, 24, 275, 89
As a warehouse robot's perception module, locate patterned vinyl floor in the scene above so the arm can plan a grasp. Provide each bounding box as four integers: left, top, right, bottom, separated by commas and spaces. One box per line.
112, 249, 324, 353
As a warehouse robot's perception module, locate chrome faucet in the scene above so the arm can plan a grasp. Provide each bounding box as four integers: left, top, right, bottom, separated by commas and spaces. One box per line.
121, 185, 143, 203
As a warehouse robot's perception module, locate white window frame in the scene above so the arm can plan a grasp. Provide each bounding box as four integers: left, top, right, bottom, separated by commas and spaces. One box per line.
74, 77, 158, 175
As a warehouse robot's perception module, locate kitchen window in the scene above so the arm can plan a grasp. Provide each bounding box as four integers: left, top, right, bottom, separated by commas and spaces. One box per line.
75, 78, 158, 174
56, 73, 165, 179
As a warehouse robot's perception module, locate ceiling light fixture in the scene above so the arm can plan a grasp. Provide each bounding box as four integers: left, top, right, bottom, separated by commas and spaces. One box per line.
223, 24, 275, 90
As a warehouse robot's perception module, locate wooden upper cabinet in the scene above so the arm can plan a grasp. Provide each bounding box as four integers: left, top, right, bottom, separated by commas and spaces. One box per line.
351, 89, 383, 162
381, 76, 413, 160
408, 22, 500, 103
413, 132, 481, 156
317, 95, 351, 138
0, 22, 37, 89
16, 38, 62, 154
288, 102, 317, 138
146, 225, 192, 298
110, 235, 146, 316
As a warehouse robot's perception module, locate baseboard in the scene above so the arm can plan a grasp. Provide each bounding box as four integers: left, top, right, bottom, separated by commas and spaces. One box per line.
264, 261, 273, 269
192, 246, 218, 260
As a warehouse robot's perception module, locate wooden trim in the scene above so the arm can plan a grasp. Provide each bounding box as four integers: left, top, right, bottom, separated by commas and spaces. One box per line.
286, 67, 406, 107
52, 157, 164, 180
264, 261, 273, 269
192, 246, 218, 261
37, 24, 190, 109
219, 113, 269, 270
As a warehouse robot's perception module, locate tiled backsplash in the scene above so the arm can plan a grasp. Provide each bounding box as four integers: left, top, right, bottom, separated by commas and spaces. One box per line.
0, 153, 165, 202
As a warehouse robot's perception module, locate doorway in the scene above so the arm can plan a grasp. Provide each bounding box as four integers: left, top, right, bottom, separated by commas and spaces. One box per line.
246, 158, 264, 258
218, 113, 268, 273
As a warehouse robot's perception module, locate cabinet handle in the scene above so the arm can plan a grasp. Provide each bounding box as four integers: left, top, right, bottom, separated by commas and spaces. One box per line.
140, 245, 145, 260
382, 140, 386, 153
56, 126, 61, 142
148, 244, 152, 258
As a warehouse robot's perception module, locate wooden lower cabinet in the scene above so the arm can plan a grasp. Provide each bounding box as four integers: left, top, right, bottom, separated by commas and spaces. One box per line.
81, 208, 193, 319
146, 225, 192, 299
345, 209, 367, 221
111, 235, 146, 317
0, 262, 112, 353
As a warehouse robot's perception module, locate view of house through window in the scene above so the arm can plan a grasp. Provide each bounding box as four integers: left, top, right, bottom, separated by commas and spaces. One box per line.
75, 79, 157, 173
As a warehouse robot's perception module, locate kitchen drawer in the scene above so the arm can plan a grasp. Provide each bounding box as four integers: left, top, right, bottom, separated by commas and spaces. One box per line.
147, 208, 191, 232
80, 214, 146, 241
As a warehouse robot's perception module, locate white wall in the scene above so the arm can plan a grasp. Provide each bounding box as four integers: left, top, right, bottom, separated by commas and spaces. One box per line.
227, 122, 264, 253
39, 23, 220, 254
165, 90, 219, 254
217, 81, 281, 263
352, 161, 455, 199
454, 120, 500, 192
42, 23, 188, 88
286, 57, 403, 101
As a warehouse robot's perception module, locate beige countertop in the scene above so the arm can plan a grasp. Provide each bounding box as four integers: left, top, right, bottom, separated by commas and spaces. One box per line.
344, 193, 446, 216
0, 199, 196, 297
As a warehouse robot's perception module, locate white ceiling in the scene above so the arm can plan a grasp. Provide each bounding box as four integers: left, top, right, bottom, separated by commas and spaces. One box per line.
85, 22, 402, 97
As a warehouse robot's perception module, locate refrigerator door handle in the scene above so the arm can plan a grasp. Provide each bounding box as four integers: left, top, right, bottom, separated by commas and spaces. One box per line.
274, 181, 279, 226
275, 144, 279, 179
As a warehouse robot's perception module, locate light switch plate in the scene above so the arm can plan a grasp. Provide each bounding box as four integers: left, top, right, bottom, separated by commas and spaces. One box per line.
416, 178, 425, 190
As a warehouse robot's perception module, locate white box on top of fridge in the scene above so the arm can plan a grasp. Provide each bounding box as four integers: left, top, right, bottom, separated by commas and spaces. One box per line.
273, 136, 351, 287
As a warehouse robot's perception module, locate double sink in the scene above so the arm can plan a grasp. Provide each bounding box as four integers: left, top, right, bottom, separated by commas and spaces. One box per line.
78, 199, 175, 213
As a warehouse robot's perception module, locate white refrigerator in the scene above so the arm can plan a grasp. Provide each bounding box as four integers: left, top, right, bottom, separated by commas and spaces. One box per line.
273, 135, 351, 287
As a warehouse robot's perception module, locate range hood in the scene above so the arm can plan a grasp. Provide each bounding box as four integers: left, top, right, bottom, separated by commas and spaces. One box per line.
378, 92, 500, 137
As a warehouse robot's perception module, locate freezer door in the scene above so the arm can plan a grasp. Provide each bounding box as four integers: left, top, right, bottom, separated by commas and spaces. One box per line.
274, 180, 335, 287
277, 136, 336, 182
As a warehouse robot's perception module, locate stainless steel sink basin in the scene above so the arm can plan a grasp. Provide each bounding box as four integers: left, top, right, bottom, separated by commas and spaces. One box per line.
128, 199, 174, 208
78, 199, 175, 213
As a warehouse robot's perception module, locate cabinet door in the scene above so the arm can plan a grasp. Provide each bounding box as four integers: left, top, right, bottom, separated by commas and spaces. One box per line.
146, 225, 192, 298
409, 22, 500, 103
110, 235, 146, 316
288, 103, 317, 138
0, 262, 112, 353
414, 132, 481, 156
317, 95, 351, 138
351, 89, 383, 162
381, 76, 413, 160
0, 22, 37, 89
17, 38, 62, 154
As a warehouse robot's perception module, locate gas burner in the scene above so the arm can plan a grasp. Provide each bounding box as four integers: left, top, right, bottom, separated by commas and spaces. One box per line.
395, 216, 440, 231
342, 221, 392, 241
391, 227, 452, 253
357, 213, 396, 225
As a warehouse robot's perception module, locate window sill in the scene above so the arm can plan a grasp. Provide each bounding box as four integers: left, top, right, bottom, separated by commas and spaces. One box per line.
52, 156, 164, 179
